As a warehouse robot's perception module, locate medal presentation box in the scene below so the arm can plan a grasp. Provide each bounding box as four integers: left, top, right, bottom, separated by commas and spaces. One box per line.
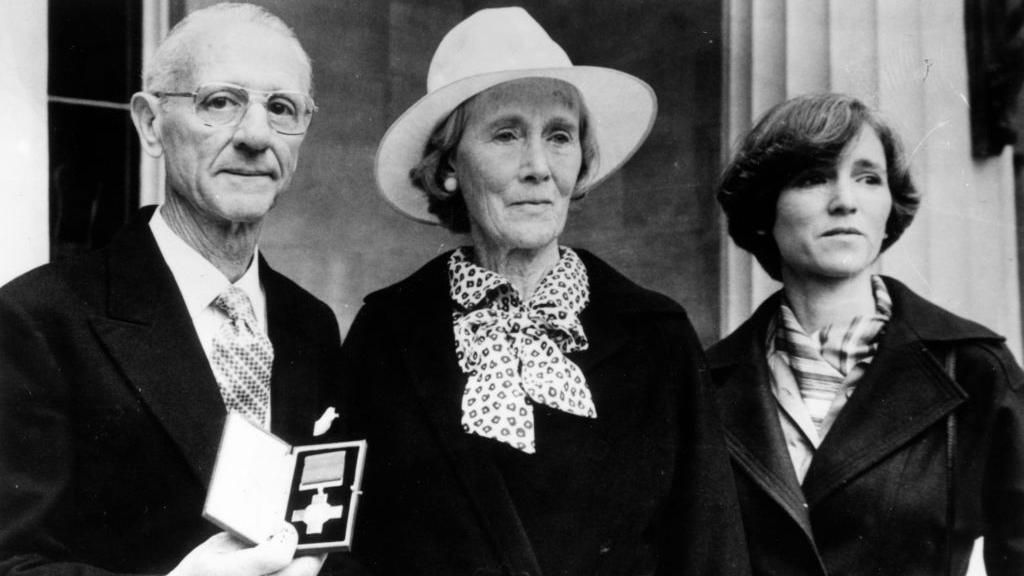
203, 413, 367, 553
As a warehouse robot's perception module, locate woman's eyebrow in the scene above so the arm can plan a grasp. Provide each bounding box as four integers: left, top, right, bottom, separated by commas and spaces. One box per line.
852, 158, 887, 173
545, 116, 579, 131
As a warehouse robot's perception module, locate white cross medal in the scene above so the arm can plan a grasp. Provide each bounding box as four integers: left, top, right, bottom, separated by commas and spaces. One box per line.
290, 450, 347, 534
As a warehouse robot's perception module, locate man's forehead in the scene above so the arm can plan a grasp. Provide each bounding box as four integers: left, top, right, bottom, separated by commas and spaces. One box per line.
182, 21, 311, 92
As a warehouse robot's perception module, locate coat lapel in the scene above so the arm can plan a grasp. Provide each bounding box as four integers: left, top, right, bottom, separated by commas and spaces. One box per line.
800, 284, 968, 505
90, 209, 226, 486
708, 300, 815, 540
385, 256, 543, 576
571, 249, 650, 375
262, 260, 322, 444
378, 249, 662, 575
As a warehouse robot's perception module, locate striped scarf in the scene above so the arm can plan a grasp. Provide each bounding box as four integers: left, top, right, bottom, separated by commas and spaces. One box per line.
775, 276, 893, 432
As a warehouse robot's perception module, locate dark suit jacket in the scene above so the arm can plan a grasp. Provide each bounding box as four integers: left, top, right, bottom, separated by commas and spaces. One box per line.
707, 276, 1024, 576
339, 249, 749, 576
0, 207, 342, 576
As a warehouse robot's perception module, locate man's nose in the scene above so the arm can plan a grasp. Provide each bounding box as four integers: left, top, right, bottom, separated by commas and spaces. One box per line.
231, 101, 274, 151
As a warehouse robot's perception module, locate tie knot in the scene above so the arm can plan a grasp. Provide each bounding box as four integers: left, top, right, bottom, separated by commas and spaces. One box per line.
214, 286, 257, 324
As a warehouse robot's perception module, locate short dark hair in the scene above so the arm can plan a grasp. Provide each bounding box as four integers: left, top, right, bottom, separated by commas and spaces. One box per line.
717, 92, 920, 280
409, 78, 598, 233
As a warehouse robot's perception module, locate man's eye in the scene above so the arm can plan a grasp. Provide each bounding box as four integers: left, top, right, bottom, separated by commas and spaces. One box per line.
494, 129, 517, 142
203, 94, 242, 110
267, 97, 298, 117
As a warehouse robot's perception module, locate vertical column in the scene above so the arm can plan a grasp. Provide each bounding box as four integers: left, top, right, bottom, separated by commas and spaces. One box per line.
876, 1, 1022, 358
721, 0, 787, 331
139, 0, 170, 207
721, 0, 756, 331
785, 0, 829, 95
0, 1, 48, 284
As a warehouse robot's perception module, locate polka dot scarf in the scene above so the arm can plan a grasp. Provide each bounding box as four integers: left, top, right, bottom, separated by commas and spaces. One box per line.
448, 247, 595, 454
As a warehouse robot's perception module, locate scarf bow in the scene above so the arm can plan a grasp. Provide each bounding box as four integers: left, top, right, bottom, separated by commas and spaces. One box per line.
449, 248, 594, 454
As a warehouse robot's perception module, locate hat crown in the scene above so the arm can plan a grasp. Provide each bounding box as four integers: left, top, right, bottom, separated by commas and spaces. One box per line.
427, 7, 573, 93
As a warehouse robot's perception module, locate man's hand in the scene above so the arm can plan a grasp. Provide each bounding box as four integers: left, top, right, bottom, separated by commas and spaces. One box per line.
169, 524, 326, 576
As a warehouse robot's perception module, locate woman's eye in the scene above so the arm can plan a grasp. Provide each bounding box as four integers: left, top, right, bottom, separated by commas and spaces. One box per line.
792, 172, 828, 188
493, 129, 517, 142
858, 173, 884, 186
549, 131, 574, 145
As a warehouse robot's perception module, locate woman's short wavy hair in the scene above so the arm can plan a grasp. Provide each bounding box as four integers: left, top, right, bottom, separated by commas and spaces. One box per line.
409, 79, 598, 233
717, 92, 920, 281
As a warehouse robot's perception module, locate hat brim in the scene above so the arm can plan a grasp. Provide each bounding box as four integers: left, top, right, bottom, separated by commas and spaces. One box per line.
374, 66, 657, 225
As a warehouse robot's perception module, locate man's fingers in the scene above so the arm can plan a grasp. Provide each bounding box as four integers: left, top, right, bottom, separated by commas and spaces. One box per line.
230, 523, 299, 575
170, 524, 299, 576
270, 553, 326, 576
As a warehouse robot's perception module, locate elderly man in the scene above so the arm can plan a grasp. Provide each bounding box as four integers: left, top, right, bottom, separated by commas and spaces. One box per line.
0, 4, 339, 576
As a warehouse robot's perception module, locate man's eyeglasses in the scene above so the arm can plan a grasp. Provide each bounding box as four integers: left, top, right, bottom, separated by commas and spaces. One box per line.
153, 83, 317, 135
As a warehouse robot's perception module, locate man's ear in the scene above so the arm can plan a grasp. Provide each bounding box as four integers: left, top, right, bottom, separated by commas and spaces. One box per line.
130, 92, 165, 158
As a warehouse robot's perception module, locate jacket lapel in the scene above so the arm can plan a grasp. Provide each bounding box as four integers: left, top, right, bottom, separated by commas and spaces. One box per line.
709, 299, 815, 540
380, 249, 665, 575
571, 249, 651, 374
385, 256, 543, 576
90, 208, 226, 486
800, 281, 969, 505
262, 260, 321, 444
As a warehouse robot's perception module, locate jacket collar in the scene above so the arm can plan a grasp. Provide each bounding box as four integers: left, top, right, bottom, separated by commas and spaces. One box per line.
709, 276, 999, 525
708, 276, 1001, 372
707, 291, 818, 543
262, 257, 324, 445
800, 277, 994, 503
368, 251, 542, 574
91, 206, 227, 486
371, 247, 684, 375
366, 247, 679, 575
91, 206, 322, 484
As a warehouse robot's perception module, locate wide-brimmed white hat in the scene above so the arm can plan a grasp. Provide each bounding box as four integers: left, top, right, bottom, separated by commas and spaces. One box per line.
374, 6, 658, 224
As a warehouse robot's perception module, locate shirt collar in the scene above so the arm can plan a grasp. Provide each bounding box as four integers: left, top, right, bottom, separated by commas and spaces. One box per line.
772, 275, 893, 354
149, 205, 264, 325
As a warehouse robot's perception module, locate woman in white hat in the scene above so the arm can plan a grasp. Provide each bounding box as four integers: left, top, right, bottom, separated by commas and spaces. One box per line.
340, 7, 749, 575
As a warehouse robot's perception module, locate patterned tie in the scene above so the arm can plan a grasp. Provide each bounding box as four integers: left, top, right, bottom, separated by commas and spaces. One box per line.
211, 286, 273, 429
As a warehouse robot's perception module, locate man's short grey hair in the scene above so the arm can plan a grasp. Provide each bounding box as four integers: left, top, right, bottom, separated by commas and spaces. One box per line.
143, 2, 313, 94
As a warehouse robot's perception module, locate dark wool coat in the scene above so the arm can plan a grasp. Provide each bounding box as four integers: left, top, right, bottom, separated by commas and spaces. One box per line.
338, 249, 750, 576
0, 207, 342, 575
707, 276, 1024, 576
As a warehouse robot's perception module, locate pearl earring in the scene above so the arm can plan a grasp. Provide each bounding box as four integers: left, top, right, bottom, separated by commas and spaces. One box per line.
443, 176, 457, 192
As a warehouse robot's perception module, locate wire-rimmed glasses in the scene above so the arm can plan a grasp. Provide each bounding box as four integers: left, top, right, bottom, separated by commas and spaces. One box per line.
154, 82, 317, 135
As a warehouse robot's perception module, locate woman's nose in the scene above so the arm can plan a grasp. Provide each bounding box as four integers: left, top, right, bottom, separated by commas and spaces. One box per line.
828, 179, 858, 213
520, 137, 552, 182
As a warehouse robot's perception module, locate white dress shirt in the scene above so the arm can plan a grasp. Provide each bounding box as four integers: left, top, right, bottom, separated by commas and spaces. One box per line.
148, 206, 268, 365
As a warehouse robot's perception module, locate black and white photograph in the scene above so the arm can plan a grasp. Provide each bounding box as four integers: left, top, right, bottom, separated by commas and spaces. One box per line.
1, 1, 1022, 575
